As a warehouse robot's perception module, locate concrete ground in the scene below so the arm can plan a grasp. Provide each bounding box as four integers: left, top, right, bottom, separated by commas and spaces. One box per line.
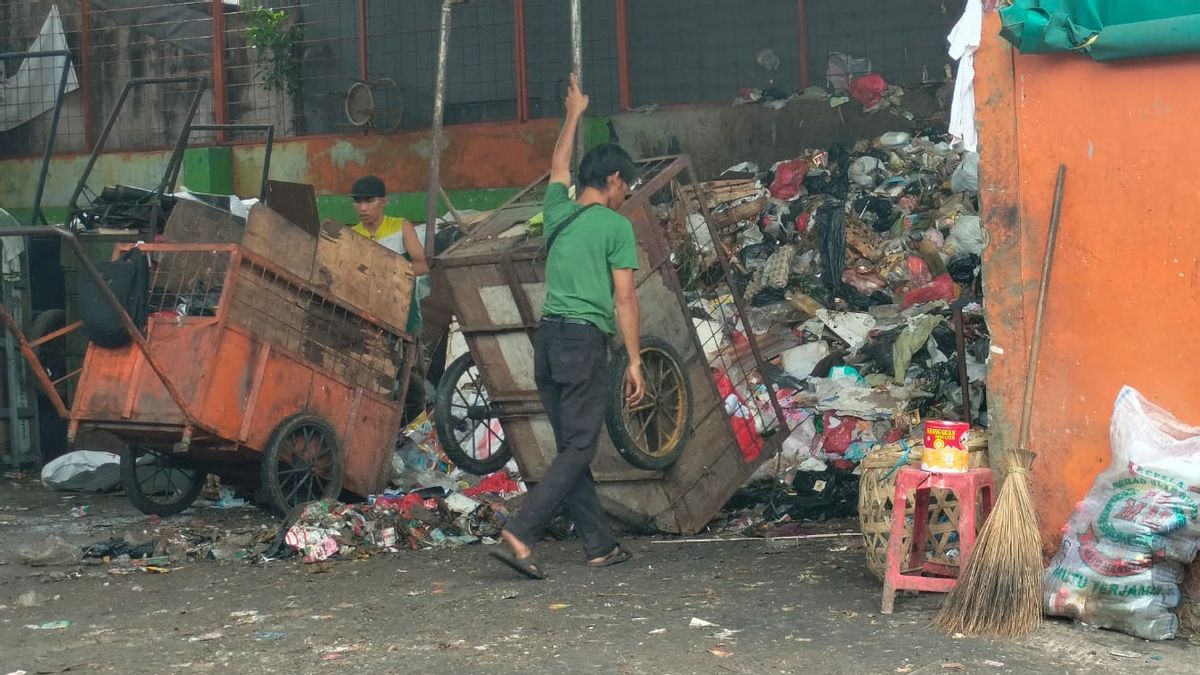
0, 477, 1194, 674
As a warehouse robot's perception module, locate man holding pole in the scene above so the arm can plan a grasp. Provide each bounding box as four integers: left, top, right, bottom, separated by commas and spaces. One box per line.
492, 74, 645, 579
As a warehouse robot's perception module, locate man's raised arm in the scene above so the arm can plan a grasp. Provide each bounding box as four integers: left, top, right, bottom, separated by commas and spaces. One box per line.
549, 73, 589, 186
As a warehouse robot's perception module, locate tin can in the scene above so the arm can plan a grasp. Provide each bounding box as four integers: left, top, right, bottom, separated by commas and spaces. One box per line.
921, 420, 970, 473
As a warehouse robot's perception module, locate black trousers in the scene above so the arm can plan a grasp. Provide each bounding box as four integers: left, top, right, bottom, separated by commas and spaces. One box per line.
506, 320, 617, 559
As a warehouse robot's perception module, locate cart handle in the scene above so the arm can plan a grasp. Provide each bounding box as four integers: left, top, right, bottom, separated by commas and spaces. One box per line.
0, 226, 214, 435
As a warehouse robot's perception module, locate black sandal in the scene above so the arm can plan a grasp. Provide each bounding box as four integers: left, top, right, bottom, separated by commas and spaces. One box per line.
490, 548, 548, 580
588, 545, 632, 567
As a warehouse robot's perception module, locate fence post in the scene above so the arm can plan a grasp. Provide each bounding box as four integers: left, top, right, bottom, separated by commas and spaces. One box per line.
357, 0, 369, 80
211, 0, 228, 142
796, 0, 810, 90
80, 0, 95, 148
615, 0, 630, 111
513, 0, 529, 122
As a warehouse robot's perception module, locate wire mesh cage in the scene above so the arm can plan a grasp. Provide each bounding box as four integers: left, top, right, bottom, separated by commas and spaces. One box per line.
127, 243, 407, 397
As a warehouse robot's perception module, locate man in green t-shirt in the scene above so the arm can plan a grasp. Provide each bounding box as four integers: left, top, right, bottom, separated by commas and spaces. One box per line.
492, 74, 645, 579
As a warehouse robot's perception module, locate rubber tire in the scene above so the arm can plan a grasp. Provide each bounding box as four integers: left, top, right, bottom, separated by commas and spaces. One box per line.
606, 335, 694, 471
119, 446, 204, 517
261, 413, 345, 515
29, 309, 67, 390
435, 353, 512, 476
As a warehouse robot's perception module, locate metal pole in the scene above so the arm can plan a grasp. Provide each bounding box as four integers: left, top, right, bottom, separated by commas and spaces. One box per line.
615, 0, 631, 110
513, 0, 530, 122
211, 0, 229, 143
9, 50, 74, 227
953, 305, 971, 423
570, 0, 584, 166
425, 0, 456, 259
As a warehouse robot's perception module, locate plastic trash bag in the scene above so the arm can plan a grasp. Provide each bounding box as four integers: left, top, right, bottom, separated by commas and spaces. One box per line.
950, 151, 980, 193
1044, 387, 1200, 641
18, 535, 82, 567
41, 450, 122, 493
945, 215, 985, 257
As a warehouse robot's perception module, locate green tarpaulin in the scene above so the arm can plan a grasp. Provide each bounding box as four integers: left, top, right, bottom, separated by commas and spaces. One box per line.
999, 1, 1200, 60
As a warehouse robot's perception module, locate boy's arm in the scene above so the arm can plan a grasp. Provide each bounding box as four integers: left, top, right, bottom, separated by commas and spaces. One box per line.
402, 222, 429, 275
549, 73, 589, 186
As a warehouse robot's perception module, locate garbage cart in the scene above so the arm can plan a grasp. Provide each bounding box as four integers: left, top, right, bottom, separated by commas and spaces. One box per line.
434, 155, 796, 534
0, 205, 416, 516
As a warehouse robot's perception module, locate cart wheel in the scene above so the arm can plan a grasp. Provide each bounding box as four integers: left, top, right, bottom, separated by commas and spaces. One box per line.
120, 446, 205, 516
606, 336, 693, 471
261, 413, 345, 514
435, 353, 511, 476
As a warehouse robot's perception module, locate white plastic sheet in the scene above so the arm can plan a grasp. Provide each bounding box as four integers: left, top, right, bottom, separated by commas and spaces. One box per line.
0, 5, 80, 132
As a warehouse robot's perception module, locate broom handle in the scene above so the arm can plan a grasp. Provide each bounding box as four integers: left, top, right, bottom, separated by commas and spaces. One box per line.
1018, 164, 1067, 449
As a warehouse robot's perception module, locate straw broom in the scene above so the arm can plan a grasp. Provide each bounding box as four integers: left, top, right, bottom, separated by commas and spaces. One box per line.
933, 448, 1042, 637
934, 164, 1067, 638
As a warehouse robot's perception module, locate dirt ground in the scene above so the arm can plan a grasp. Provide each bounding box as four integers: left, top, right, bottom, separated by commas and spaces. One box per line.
0, 478, 1194, 675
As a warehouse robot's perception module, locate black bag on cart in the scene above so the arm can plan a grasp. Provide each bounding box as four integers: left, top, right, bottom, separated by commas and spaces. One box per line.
77, 247, 149, 348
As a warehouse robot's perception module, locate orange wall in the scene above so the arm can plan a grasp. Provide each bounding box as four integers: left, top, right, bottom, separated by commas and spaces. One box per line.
977, 13, 1200, 556
227, 118, 562, 198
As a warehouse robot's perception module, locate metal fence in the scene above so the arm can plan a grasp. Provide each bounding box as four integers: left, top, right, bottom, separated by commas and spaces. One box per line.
0, 0, 961, 159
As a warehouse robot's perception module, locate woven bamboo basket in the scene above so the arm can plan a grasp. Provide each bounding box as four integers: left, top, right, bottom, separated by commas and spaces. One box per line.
858, 433, 989, 581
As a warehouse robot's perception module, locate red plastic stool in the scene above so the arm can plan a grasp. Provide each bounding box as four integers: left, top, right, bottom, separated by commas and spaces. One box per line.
880, 466, 995, 614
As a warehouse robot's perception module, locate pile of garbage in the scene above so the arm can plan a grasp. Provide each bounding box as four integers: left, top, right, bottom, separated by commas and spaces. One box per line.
282, 483, 518, 563
732, 50, 941, 118
667, 127, 987, 482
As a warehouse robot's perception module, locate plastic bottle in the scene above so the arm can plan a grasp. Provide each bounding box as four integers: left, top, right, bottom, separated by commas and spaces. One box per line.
1106, 613, 1178, 642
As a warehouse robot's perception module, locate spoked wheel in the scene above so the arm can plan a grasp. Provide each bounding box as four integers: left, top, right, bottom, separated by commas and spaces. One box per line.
606, 336, 694, 470
261, 414, 345, 514
120, 446, 205, 516
435, 353, 511, 476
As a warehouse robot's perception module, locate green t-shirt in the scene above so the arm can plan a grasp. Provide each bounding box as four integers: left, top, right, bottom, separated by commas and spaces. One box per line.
541, 182, 639, 335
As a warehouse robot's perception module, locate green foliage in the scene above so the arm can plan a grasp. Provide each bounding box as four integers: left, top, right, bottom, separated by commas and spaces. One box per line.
243, 4, 304, 96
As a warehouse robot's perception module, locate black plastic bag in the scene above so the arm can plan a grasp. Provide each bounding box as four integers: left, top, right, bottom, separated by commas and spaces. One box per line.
77, 247, 149, 348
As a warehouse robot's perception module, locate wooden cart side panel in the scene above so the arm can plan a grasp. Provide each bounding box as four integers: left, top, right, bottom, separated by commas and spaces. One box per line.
674, 431, 759, 534
340, 394, 399, 497
70, 344, 139, 422
307, 371, 397, 498
241, 350, 314, 451
312, 221, 414, 333
198, 327, 260, 444
596, 481, 678, 533
72, 321, 222, 429
244, 204, 317, 280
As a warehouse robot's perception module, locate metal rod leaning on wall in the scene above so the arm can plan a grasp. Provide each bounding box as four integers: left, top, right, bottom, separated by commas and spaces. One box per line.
0, 50, 74, 227
425, 0, 458, 259
1017, 164, 1067, 450
570, 0, 584, 169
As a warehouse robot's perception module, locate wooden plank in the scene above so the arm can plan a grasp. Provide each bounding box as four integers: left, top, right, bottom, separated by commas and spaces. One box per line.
265, 180, 321, 236
312, 220, 412, 334
162, 199, 243, 244
244, 204, 317, 280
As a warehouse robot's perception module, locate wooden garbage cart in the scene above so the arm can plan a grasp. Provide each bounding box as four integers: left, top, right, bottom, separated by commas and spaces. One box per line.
434, 155, 795, 534
0, 205, 416, 516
